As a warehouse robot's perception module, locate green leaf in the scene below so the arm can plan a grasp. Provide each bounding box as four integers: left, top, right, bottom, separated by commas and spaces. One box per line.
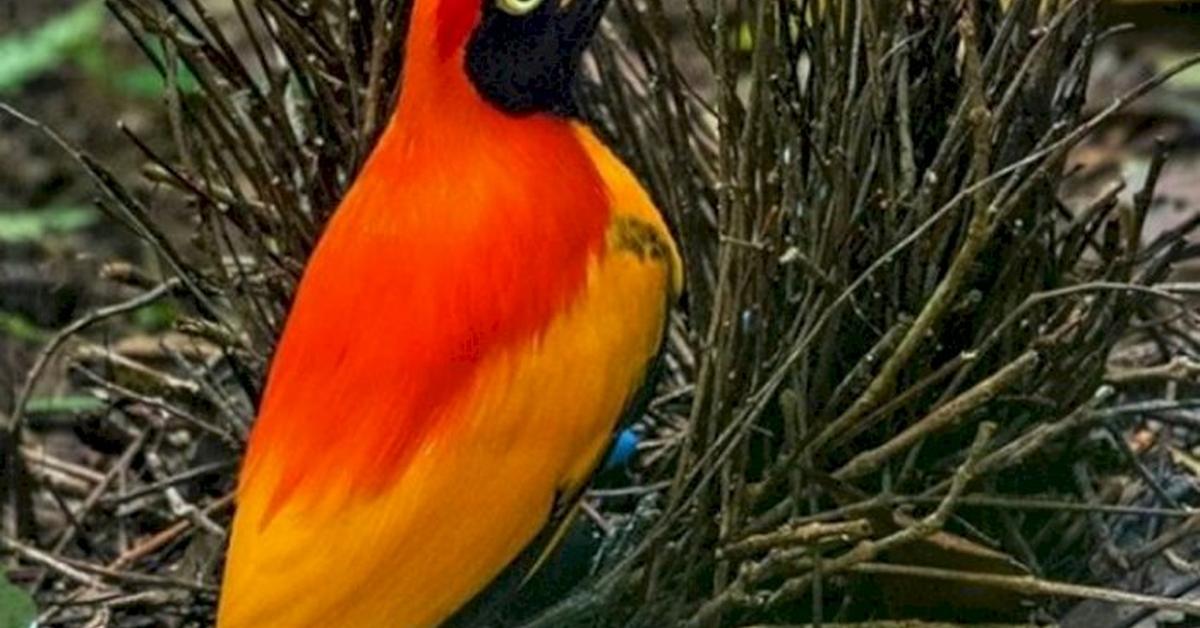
0, 571, 35, 628
25, 395, 107, 415
0, 1, 105, 93
109, 52, 201, 98
0, 311, 51, 344
75, 30, 201, 99
132, 301, 178, 331
0, 207, 98, 242
1155, 51, 1200, 92
724, 21, 756, 52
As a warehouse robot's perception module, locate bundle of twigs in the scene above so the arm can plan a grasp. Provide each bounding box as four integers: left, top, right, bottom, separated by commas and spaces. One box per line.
4, 0, 1200, 625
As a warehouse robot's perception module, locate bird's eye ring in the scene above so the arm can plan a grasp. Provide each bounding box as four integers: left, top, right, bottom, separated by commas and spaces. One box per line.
496, 0, 544, 16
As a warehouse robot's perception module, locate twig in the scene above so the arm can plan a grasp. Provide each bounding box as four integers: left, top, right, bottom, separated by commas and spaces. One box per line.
1, 536, 102, 588
6, 281, 180, 440
109, 492, 234, 570
718, 520, 872, 561
850, 562, 1200, 616
834, 352, 1038, 481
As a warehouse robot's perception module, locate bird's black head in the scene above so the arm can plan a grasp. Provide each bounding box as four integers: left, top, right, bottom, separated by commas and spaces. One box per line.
465, 0, 609, 117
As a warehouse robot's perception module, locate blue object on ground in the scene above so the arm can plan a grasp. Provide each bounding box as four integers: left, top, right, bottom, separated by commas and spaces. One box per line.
602, 428, 639, 471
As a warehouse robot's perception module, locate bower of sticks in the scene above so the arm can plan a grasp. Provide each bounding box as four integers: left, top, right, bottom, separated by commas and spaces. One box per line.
4, 0, 1200, 626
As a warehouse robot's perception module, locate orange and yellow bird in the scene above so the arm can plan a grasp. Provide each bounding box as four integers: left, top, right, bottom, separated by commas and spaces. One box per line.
216, 0, 682, 624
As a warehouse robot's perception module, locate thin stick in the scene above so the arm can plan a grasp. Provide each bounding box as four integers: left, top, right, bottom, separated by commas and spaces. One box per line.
850, 562, 1200, 616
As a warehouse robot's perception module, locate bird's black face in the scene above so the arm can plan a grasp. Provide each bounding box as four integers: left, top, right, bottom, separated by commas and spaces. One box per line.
465, 0, 609, 117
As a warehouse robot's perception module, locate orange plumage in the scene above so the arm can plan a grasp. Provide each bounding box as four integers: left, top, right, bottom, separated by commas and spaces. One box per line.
217, 0, 681, 625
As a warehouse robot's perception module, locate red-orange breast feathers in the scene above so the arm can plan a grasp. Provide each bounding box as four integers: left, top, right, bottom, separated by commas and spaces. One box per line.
217, 0, 682, 625
243, 87, 611, 523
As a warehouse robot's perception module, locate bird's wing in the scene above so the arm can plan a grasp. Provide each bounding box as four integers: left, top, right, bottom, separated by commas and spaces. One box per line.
217, 125, 680, 628
448, 326, 671, 627
455, 128, 683, 625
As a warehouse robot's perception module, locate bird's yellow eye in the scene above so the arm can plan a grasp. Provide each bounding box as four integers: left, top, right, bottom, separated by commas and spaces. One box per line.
496, 0, 544, 16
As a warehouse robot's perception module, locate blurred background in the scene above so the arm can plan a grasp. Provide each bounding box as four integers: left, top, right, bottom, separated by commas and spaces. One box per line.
1, 0, 188, 410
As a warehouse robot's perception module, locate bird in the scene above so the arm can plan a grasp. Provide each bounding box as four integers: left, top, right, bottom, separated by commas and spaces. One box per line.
215, 0, 682, 624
